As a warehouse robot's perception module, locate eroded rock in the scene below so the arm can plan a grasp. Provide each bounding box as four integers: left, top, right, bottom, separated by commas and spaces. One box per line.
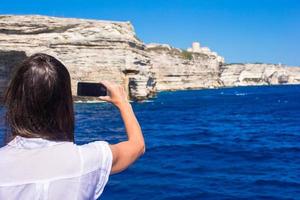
0, 15, 299, 102
220, 63, 300, 87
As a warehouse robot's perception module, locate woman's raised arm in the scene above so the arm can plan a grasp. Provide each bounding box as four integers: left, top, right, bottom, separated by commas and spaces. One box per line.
98, 81, 145, 174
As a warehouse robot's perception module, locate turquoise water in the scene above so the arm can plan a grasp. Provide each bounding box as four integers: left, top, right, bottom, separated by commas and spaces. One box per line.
2, 85, 300, 199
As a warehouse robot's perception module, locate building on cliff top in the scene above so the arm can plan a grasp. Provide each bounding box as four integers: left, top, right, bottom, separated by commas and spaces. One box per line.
187, 42, 225, 64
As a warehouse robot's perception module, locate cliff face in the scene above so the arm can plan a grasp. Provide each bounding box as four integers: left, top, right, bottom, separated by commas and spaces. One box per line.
220, 64, 300, 87
146, 44, 223, 91
0, 15, 155, 101
0, 15, 299, 102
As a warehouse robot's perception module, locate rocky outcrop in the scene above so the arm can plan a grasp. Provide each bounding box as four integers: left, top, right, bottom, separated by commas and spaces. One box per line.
220, 63, 300, 87
0, 15, 299, 102
0, 15, 155, 101
146, 43, 223, 91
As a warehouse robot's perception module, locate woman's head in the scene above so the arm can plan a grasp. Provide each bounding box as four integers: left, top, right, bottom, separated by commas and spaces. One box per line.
3, 53, 74, 142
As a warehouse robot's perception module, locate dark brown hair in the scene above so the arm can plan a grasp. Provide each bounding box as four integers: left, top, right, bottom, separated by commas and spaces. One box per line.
3, 53, 74, 142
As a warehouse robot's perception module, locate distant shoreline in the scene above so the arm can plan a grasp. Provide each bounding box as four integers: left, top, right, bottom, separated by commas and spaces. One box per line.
73, 83, 300, 103
1, 15, 300, 102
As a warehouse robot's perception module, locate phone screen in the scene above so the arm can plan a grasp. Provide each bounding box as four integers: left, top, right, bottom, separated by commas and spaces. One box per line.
77, 82, 107, 97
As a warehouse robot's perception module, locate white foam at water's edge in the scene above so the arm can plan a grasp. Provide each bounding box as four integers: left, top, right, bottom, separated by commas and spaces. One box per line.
75, 100, 134, 104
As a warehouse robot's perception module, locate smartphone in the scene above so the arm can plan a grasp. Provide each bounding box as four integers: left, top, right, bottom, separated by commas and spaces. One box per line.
77, 82, 107, 97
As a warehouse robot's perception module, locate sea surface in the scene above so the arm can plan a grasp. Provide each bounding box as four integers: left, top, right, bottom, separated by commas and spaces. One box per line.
2, 85, 300, 199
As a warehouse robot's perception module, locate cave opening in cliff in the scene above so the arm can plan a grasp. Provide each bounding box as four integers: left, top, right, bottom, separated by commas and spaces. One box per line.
0, 50, 28, 103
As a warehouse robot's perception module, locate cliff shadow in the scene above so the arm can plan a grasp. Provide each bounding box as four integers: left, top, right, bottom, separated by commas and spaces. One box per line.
0, 50, 28, 103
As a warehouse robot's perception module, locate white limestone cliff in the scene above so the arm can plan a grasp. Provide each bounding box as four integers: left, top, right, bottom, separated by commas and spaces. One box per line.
220, 63, 300, 87
146, 43, 223, 90
0, 15, 299, 102
0, 15, 155, 101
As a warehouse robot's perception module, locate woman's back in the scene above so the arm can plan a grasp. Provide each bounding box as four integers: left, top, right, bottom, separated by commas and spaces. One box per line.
0, 136, 112, 200
0, 53, 145, 199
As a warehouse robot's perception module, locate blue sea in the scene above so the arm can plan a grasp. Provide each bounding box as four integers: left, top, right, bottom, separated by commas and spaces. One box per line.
2, 85, 300, 199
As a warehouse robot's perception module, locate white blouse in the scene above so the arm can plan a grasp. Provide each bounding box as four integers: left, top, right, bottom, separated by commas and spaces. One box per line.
0, 135, 113, 200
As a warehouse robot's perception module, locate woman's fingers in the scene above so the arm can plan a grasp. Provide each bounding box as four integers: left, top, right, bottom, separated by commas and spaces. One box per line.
99, 80, 113, 91
98, 81, 129, 108
98, 95, 111, 102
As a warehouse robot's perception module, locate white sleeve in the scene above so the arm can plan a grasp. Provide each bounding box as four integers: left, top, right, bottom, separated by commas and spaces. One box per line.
79, 141, 113, 198
93, 141, 113, 198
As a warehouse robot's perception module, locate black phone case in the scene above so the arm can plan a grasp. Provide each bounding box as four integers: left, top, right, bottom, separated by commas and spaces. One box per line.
77, 82, 107, 97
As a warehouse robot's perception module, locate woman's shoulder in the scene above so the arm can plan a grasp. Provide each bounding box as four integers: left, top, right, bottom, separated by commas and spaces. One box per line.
77, 140, 111, 157
76, 140, 113, 174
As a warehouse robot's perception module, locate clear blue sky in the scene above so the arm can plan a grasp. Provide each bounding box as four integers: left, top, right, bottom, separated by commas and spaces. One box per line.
1, 0, 299, 65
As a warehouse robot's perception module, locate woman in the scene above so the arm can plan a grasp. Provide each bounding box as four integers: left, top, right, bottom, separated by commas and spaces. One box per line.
0, 53, 145, 199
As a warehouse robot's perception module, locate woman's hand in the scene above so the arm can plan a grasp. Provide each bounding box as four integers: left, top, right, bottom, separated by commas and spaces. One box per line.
98, 81, 129, 109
